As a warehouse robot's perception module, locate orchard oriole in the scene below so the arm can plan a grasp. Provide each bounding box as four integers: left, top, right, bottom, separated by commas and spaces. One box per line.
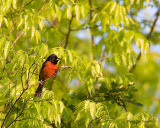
34, 54, 60, 97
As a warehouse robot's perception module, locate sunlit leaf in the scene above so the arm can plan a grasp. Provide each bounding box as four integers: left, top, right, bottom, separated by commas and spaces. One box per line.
90, 102, 96, 119
4, 41, 11, 59
75, 5, 80, 21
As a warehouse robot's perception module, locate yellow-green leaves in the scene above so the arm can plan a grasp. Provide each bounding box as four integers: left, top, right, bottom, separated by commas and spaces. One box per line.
39, 43, 48, 58
116, 112, 158, 128
66, 4, 89, 20
38, 18, 44, 30
105, 29, 150, 56
75, 100, 109, 127
135, 33, 150, 53
98, 1, 134, 29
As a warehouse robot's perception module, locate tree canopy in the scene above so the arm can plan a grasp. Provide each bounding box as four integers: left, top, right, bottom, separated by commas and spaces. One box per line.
0, 0, 160, 127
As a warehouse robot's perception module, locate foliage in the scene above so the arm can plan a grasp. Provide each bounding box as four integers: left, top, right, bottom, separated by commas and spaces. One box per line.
0, 0, 160, 127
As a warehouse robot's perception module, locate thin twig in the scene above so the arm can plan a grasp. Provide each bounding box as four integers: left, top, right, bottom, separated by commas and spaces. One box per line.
22, 95, 54, 102
59, 38, 66, 47
129, 8, 160, 73
61, 66, 72, 69
21, 59, 26, 90
9, 84, 11, 109
146, 8, 160, 40
27, 51, 40, 88
100, 50, 106, 68
14, 72, 17, 100
89, 0, 95, 59
88, 119, 93, 128
13, 30, 24, 45
38, 0, 45, 14
29, 62, 40, 79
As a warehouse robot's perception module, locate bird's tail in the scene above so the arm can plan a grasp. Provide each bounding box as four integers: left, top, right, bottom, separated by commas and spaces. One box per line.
34, 81, 45, 97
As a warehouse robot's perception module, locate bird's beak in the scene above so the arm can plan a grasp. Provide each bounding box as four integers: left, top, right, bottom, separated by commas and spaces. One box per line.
56, 58, 61, 61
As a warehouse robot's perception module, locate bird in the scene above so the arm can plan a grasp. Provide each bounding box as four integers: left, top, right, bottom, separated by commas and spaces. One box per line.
34, 54, 60, 97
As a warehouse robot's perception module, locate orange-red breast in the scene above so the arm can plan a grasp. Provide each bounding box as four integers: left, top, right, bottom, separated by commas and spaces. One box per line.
34, 54, 60, 97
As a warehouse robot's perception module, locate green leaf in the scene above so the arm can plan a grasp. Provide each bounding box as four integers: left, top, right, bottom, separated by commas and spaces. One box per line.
67, 5, 72, 20
85, 100, 90, 111
0, 15, 3, 27
4, 41, 11, 59
75, 5, 80, 21
85, 118, 90, 128
90, 102, 96, 119
12, 0, 17, 9
31, 26, 35, 40
24, 15, 28, 31
117, 112, 133, 120
17, 18, 23, 29
68, 50, 73, 62
80, 5, 85, 18
3, 18, 8, 27
60, 101, 64, 113
91, 13, 98, 22
55, 5, 62, 21
0, 37, 6, 49
109, 2, 116, 14
114, 54, 122, 65
95, 63, 101, 75
35, 29, 41, 43
75, 112, 81, 121
38, 18, 44, 30
122, 53, 127, 66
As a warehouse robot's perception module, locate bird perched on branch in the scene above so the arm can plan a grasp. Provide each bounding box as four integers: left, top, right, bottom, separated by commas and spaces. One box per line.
34, 54, 60, 97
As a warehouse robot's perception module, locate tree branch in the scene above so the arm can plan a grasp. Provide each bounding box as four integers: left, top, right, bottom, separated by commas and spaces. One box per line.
129, 8, 160, 73
64, 16, 73, 48
146, 8, 160, 40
